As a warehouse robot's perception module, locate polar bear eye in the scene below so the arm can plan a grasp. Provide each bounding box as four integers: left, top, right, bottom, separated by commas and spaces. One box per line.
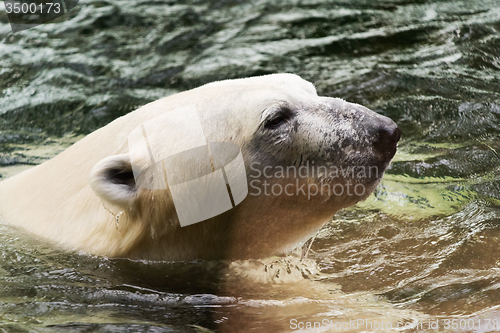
264, 107, 294, 129
265, 115, 287, 128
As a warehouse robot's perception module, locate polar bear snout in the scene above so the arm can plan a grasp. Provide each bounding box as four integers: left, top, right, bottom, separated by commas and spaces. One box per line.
372, 118, 401, 159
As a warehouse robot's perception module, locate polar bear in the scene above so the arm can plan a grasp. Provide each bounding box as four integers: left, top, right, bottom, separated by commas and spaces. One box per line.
0, 74, 400, 260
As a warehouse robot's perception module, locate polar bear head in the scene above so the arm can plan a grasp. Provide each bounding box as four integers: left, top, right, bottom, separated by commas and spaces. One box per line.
87, 74, 400, 260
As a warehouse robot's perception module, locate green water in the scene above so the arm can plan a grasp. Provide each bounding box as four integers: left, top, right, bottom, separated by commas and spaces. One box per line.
1, 0, 500, 332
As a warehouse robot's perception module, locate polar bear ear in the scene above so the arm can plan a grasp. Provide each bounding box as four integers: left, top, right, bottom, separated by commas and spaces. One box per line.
89, 154, 137, 210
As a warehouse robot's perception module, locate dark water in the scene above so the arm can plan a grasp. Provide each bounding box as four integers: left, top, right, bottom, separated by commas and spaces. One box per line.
1, 0, 500, 332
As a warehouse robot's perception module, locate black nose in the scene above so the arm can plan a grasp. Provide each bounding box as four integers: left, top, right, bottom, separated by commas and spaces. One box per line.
373, 121, 401, 156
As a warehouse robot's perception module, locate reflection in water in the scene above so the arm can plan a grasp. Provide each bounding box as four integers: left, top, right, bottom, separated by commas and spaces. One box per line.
1, 0, 500, 331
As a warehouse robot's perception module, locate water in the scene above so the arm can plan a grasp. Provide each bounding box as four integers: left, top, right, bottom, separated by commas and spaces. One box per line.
1, 0, 500, 331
